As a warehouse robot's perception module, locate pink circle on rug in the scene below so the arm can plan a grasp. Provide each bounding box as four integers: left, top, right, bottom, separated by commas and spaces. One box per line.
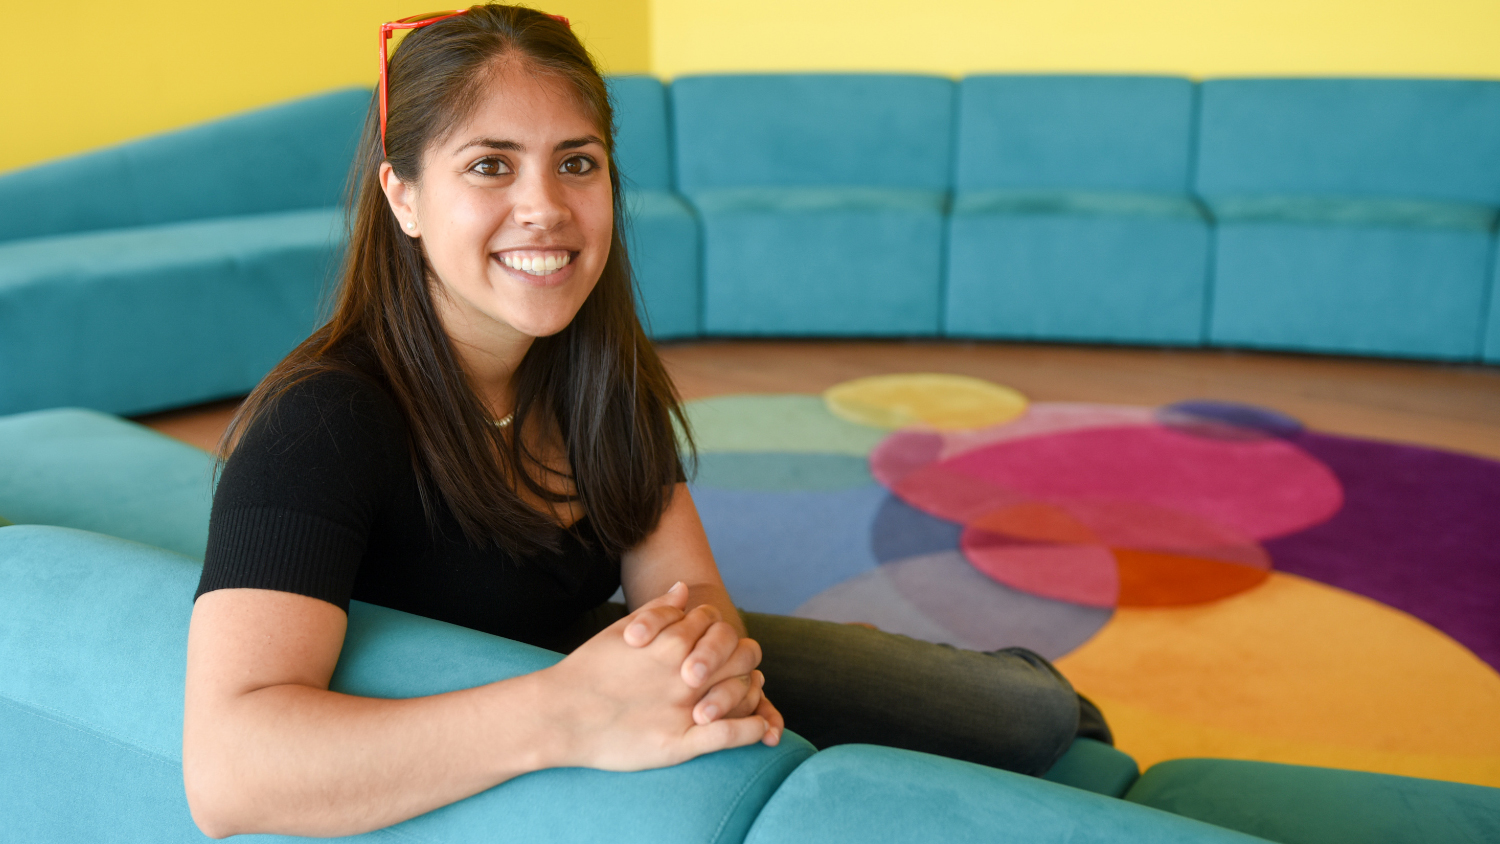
935, 426, 1342, 541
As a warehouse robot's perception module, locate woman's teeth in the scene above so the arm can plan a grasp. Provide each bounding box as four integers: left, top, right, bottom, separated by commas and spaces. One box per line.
500, 252, 572, 276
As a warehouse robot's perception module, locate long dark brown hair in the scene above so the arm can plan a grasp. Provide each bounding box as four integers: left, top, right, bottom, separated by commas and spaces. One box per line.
221, 3, 691, 557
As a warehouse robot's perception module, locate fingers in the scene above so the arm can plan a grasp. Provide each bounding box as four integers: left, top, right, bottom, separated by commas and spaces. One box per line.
693, 671, 761, 725
696, 636, 762, 691
647, 603, 723, 664
681, 714, 770, 759
622, 582, 689, 647
680, 619, 741, 688
755, 694, 784, 746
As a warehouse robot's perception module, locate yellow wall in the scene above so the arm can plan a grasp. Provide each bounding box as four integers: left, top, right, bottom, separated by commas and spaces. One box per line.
652, 0, 1500, 80
11, 1, 1500, 174
1, 1, 649, 174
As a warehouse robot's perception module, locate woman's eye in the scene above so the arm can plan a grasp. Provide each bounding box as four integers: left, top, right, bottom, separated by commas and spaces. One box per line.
470, 157, 509, 177
560, 155, 596, 175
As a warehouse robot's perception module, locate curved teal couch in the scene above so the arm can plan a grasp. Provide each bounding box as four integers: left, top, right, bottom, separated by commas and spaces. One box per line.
2, 73, 1496, 418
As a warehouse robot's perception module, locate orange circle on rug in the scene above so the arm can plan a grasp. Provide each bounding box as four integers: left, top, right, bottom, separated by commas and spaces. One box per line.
962, 500, 1273, 608
824, 374, 1027, 431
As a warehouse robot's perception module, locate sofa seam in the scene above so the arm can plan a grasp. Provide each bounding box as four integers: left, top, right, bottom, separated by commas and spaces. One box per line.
0, 693, 179, 769
708, 747, 814, 844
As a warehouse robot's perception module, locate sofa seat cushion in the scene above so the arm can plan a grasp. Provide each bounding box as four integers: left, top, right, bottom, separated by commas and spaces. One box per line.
0, 207, 343, 415
743, 744, 1269, 843
1124, 758, 1500, 844
1207, 218, 1491, 360
0, 525, 816, 843
1040, 738, 1141, 797
1204, 195, 1498, 231
624, 188, 701, 339
0, 408, 214, 559
689, 188, 947, 336
945, 190, 1209, 344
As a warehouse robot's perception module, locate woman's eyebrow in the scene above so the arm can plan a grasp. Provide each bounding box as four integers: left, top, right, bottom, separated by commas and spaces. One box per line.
455, 137, 521, 153
555, 136, 605, 151
453, 136, 604, 154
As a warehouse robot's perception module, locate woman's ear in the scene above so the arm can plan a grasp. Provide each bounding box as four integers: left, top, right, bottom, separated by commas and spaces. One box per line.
379, 162, 421, 238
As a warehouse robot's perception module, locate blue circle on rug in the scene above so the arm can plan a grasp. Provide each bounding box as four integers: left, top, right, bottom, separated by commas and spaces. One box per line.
1158, 400, 1304, 440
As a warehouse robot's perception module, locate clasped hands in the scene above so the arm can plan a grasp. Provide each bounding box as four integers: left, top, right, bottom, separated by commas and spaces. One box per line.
544, 582, 785, 772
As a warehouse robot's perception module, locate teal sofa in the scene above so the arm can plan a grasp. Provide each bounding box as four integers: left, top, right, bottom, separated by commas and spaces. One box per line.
4, 407, 1500, 843
0, 88, 367, 417
2, 73, 1497, 418
1195, 79, 1500, 360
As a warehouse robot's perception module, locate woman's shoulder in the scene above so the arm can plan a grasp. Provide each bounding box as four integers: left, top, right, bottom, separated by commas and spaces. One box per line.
222, 363, 411, 500
252, 366, 407, 448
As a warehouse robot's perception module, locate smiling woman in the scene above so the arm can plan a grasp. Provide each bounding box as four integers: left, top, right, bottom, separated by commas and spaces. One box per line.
180, 4, 1104, 840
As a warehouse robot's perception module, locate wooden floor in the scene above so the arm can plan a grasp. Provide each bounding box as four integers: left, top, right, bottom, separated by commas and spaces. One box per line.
137, 340, 1500, 460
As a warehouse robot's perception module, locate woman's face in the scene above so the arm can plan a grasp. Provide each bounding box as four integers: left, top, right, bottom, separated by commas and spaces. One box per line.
381, 60, 613, 352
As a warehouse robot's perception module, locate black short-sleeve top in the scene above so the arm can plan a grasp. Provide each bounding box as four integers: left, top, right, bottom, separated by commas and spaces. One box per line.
194, 369, 623, 648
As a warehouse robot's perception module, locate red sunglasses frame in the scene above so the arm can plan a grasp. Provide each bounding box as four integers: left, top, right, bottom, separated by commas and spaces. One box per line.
378, 8, 572, 154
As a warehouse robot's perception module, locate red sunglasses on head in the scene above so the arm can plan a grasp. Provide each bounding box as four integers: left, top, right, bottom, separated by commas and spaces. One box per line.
378, 8, 572, 154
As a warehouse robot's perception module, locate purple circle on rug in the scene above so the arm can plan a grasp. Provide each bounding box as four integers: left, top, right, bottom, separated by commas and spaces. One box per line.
1265, 432, 1500, 671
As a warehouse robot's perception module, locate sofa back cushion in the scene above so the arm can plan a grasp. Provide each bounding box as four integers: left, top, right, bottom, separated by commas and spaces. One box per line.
671, 74, 955, 192
956, 75, 1197, 193
0, 410, 214, 558
609, 75, 675, 191
1195, 79, 1500, 204
0, 87, 369, 243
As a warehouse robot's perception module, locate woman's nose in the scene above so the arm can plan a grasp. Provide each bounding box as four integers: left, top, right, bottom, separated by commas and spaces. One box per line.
512, 168, 570, 230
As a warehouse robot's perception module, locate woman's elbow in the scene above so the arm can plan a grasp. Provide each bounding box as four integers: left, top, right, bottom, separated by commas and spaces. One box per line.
182, 747, 252, 839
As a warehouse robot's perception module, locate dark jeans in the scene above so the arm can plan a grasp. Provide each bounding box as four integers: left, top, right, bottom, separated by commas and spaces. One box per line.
548, 602, 1112, 776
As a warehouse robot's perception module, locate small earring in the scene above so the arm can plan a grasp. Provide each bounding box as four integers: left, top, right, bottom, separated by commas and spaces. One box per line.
405, 221, 415, 230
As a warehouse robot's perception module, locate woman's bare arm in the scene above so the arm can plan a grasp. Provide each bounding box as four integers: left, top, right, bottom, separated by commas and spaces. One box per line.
621, 483, 743, 633
183, 583, 770, 839
619, 483, 784, 742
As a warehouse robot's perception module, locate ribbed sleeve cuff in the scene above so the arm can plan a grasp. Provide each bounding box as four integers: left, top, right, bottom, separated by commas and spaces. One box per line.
197, 507, 368, 611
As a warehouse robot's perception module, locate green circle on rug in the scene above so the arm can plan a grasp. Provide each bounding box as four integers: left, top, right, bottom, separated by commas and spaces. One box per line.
683, 394, 888, 456
824, 374, 1028, 431
691, 452, 875, 491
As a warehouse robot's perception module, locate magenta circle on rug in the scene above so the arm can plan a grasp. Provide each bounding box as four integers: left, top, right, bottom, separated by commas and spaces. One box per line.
892, 425, 1343, 542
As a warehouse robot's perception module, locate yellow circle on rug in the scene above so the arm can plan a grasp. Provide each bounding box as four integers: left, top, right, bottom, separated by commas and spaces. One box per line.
824, 374, 1028, 431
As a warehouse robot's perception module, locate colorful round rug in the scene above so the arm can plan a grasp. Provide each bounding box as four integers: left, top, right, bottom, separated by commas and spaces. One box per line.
684, 375, 1500, 787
